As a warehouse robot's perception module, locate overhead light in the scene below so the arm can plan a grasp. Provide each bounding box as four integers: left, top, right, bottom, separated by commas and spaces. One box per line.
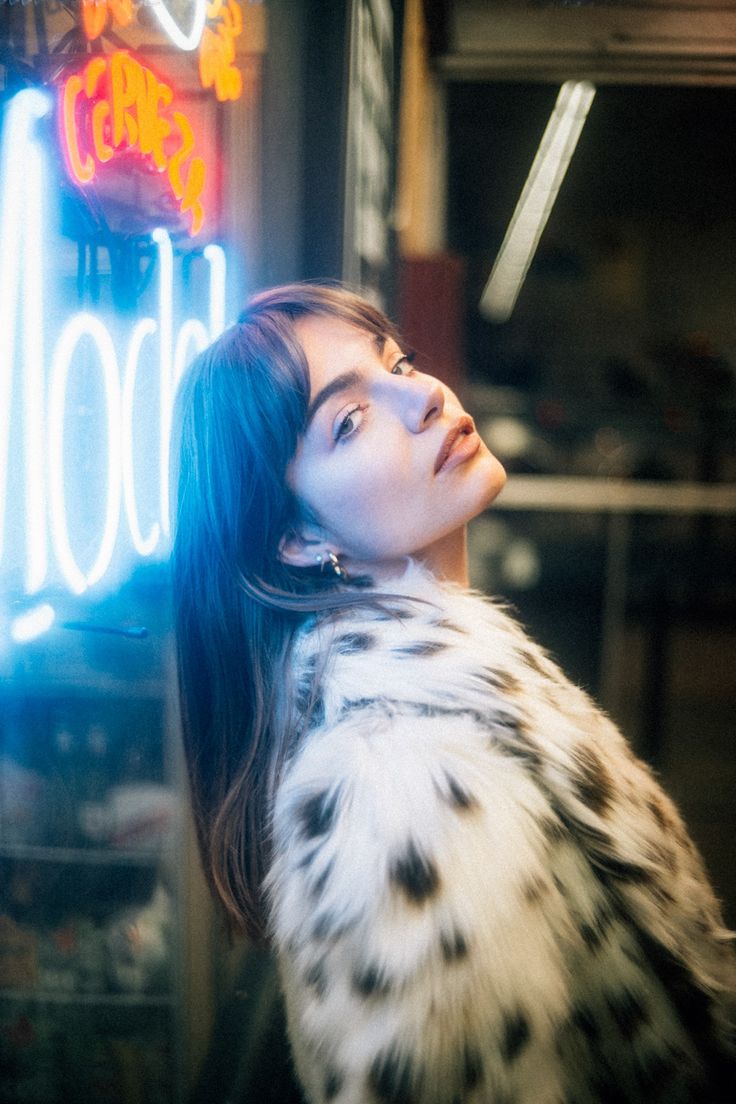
480, 80, 596, 323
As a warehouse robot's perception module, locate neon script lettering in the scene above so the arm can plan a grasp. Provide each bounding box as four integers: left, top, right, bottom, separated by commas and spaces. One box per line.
81, 0, 135, 42
80, 0, 206, 52
60, 51, 207, 235
199, 0, 244, 102
1, 90, 228, 598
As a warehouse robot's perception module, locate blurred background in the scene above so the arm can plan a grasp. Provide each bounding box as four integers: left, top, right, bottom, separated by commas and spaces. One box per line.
1, 1, 734, 1101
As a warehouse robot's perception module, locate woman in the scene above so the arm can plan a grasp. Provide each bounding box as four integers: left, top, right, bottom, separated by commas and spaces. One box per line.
173, 284, 735, 1104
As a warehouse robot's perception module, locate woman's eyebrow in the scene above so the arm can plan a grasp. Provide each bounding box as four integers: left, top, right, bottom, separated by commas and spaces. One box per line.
305, 369, 364, 430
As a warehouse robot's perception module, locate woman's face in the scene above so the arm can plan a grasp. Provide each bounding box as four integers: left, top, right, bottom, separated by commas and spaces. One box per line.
284, 314, 506, 571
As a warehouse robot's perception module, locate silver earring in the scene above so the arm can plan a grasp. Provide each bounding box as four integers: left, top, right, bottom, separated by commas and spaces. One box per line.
316, 550, 347, 579
327, 551, 346, 578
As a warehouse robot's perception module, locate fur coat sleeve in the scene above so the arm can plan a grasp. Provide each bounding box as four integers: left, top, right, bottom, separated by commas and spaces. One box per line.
265, 560, 736, 1104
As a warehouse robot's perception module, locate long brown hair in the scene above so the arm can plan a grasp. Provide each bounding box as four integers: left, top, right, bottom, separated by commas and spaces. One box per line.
172, 284, 404, 941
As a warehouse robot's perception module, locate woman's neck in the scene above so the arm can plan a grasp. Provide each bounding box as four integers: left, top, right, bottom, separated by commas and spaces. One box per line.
416, 526, 469, 586
354, 527, 469, 589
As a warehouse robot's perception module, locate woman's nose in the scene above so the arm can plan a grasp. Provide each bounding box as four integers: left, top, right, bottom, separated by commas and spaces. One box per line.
399, 375, 445, 433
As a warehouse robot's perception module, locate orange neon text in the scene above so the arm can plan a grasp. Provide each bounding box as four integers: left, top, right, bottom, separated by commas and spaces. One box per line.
81, 0, 134, 42
199, 0, 244, 102
60, 51, 207, 235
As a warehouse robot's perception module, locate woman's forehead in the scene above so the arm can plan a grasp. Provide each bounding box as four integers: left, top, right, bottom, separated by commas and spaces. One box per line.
294, 314, 394, 385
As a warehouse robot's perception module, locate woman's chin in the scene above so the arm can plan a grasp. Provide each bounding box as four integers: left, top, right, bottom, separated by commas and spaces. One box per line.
478, 455, 507, 510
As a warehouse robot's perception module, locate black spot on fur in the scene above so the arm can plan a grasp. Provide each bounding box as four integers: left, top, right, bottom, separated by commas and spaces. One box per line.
494, 721, 543, 775
648, 841, 678, 877
343, 696, 381, 713
335, 631, 376, 654
302, 651, 319, 673
647, 796, 670, 832
433, 618, 465, 633
552, 873, 567, 898
621, 940, 644, 968
580, 919, 603, 952
304, 960, 327, 997
298, 846, 319, 870
582, 896, 617, 949
477, 667, 521, 694
571, 1004, 600, 1042
591, 900, 615, 945
394, 640, 448, 657
353, 963, 391, 998
651, 884, 678, 913
299, 788, 340, 840
500, 1010, 531, 1063
463, 1045, 483, 1089
566, 814, 612, 851
490, 709, 524, 737
591, 853, 651, 887
633, 926, 715, 1045
606, 988, 649, 1040
540, 815, 568, 845
414, 702, 442, 718
295, 675, 325, 730
574, 744, 614, 816
440, 929, 469, 962
341, 698, 403, 725
390, 841, 440, 905
520, 648, 548, 678
325, 1068, 343, 1100
369, 1048, 416, 1104
444, 774, 478, 812
312, 910, 347, 941
522, 875, 550, 906
311, 861, 333, 901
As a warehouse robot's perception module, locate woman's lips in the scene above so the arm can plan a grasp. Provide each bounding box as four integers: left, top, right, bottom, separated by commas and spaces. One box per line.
435, 419, 481, 475
436, 429, 481, 474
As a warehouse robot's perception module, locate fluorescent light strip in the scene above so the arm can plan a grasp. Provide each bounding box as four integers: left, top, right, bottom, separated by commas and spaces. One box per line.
122, 319, 160, 557
153, 228, 175, 539
480, 81, 596, 323
204, 243, 226, 341
48, 313, 122, 595
0, 90, 51, 577
22, 116, 48, 593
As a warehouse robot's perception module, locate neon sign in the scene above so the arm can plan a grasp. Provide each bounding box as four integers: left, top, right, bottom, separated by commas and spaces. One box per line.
199, 0, 244, 102
81, 0, 135, 42
1, 89, 229, 603
78, 0, 245, 101
60, 51, 207, 235
81, 0, 207, 52
150, 0, 208, 51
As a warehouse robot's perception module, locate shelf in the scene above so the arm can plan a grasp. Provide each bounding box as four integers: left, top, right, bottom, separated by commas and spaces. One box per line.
0, 842, 172, 866
0, 987, 176, 1007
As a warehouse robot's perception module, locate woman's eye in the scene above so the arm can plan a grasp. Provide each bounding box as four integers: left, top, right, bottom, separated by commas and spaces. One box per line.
390, 352, 415, 376
334, 404, 365, 442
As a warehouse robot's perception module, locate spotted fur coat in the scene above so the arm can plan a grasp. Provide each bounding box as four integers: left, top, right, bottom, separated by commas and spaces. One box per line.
266, 559, 736, 1104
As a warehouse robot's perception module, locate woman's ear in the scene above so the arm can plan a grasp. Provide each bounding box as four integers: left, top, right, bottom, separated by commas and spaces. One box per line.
278, 525, 333, 568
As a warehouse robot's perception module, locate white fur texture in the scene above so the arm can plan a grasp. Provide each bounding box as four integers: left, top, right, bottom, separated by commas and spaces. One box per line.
266, 560, 736, 1104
